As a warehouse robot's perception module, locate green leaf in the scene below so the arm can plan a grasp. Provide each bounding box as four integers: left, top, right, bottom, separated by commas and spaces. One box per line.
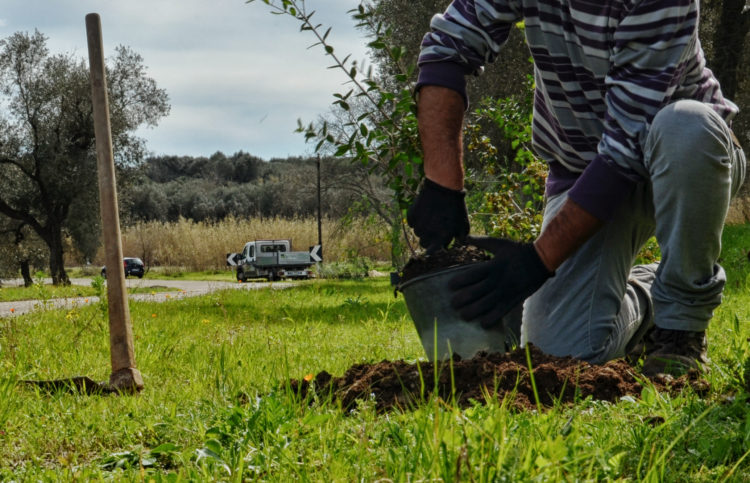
391, 46, 406, 61
303, 413, 332, 426
150, 443, 180, 455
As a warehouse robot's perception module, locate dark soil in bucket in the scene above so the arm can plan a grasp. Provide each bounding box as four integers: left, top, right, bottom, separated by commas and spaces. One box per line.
288, 345, 708, 413
400, 244, 490, 283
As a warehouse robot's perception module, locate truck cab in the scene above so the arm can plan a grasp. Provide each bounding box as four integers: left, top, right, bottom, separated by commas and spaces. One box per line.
242, 240, 288, 261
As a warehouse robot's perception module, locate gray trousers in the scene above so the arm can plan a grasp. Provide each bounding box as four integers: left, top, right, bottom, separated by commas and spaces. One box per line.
520, 100, 747, 364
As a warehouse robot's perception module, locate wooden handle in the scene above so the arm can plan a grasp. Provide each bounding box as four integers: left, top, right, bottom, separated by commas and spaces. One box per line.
86, 13, 143, 392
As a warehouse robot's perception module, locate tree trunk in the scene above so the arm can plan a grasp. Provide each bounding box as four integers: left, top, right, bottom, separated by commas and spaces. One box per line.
710, 0, 750, 99
20, 260, 32, 287
47, 228, 70, 286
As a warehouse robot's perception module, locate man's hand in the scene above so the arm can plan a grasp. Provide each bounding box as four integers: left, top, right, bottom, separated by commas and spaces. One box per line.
407, 178, 470, 254
449, 236, 554, 328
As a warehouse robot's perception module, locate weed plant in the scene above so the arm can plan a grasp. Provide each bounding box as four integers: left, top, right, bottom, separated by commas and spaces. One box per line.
314, 257, 376, 279
0, 226, 748, 479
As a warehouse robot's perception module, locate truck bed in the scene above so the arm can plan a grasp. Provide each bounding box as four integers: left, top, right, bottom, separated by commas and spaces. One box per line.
254, 251, 313, 267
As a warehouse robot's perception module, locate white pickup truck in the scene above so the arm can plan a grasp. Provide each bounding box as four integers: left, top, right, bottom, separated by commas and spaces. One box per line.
227, 239, 321, 282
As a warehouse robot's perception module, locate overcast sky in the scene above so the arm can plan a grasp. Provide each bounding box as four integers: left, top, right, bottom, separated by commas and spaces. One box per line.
0, 0, 371, 160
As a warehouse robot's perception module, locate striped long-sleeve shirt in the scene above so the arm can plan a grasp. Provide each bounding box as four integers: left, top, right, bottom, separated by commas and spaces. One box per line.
417, 0, 738, 220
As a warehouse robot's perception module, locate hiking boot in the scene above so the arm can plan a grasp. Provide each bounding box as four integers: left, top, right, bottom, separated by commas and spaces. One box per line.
641, 327, 708, 377
624, 323, 654, 366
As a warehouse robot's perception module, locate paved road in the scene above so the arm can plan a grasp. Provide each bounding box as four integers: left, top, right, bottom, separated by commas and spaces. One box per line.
0, 278, 295, 318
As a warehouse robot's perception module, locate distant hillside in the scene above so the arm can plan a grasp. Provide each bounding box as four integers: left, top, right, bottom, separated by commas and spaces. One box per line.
120, 151, 391, 223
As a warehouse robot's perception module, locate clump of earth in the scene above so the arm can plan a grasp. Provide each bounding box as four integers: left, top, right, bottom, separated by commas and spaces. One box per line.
288, 344, 707, 413
287, 245, 707, 413
399, 243, 490, 282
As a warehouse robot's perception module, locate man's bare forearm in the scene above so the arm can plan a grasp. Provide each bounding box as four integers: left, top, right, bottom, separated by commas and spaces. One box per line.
417, 85, 465, 190
533, 198, 603, 271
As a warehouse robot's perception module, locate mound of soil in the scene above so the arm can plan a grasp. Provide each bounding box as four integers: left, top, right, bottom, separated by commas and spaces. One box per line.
288, 345, 708, 413
316, 245, 706, 413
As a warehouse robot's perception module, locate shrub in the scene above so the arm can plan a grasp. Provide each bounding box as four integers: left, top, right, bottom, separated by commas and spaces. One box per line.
314, 257, 374, 279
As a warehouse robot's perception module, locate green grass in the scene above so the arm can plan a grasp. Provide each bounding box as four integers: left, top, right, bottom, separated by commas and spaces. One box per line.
65, 266, 238, 281
0, 225, 748, 480
0, 283, 98, 302
142, 268, 237, 281
721, 224, 750, 294
0, 281, 178, 303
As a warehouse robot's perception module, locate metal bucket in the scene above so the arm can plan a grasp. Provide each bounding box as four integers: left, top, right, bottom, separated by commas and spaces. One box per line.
397, 264, 520, 361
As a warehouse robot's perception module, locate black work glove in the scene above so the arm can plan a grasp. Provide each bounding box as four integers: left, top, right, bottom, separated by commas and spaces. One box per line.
406, 178, 470, 254
449, 236, 554, 329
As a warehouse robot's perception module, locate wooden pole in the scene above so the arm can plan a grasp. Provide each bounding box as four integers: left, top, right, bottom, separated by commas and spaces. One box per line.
316, 156, 323, 257
86, 13, 143, 393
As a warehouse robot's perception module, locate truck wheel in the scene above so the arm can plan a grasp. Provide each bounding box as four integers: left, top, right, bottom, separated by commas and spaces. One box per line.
236, 268, 245, 282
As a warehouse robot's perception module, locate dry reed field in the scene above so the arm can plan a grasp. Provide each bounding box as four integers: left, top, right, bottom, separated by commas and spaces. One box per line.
109, 217, 393, 271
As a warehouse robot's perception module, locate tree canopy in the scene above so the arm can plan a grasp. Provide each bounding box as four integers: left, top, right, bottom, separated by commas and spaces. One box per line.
121, 152, 387, 223
0, 30, 169, 284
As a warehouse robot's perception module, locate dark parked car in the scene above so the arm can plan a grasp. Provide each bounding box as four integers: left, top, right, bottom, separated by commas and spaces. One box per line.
101, 257, 145, 279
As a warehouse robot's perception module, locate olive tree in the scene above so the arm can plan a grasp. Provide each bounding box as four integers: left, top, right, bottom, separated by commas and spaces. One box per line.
0, 30, 169, 284
0, 216, 47, 286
